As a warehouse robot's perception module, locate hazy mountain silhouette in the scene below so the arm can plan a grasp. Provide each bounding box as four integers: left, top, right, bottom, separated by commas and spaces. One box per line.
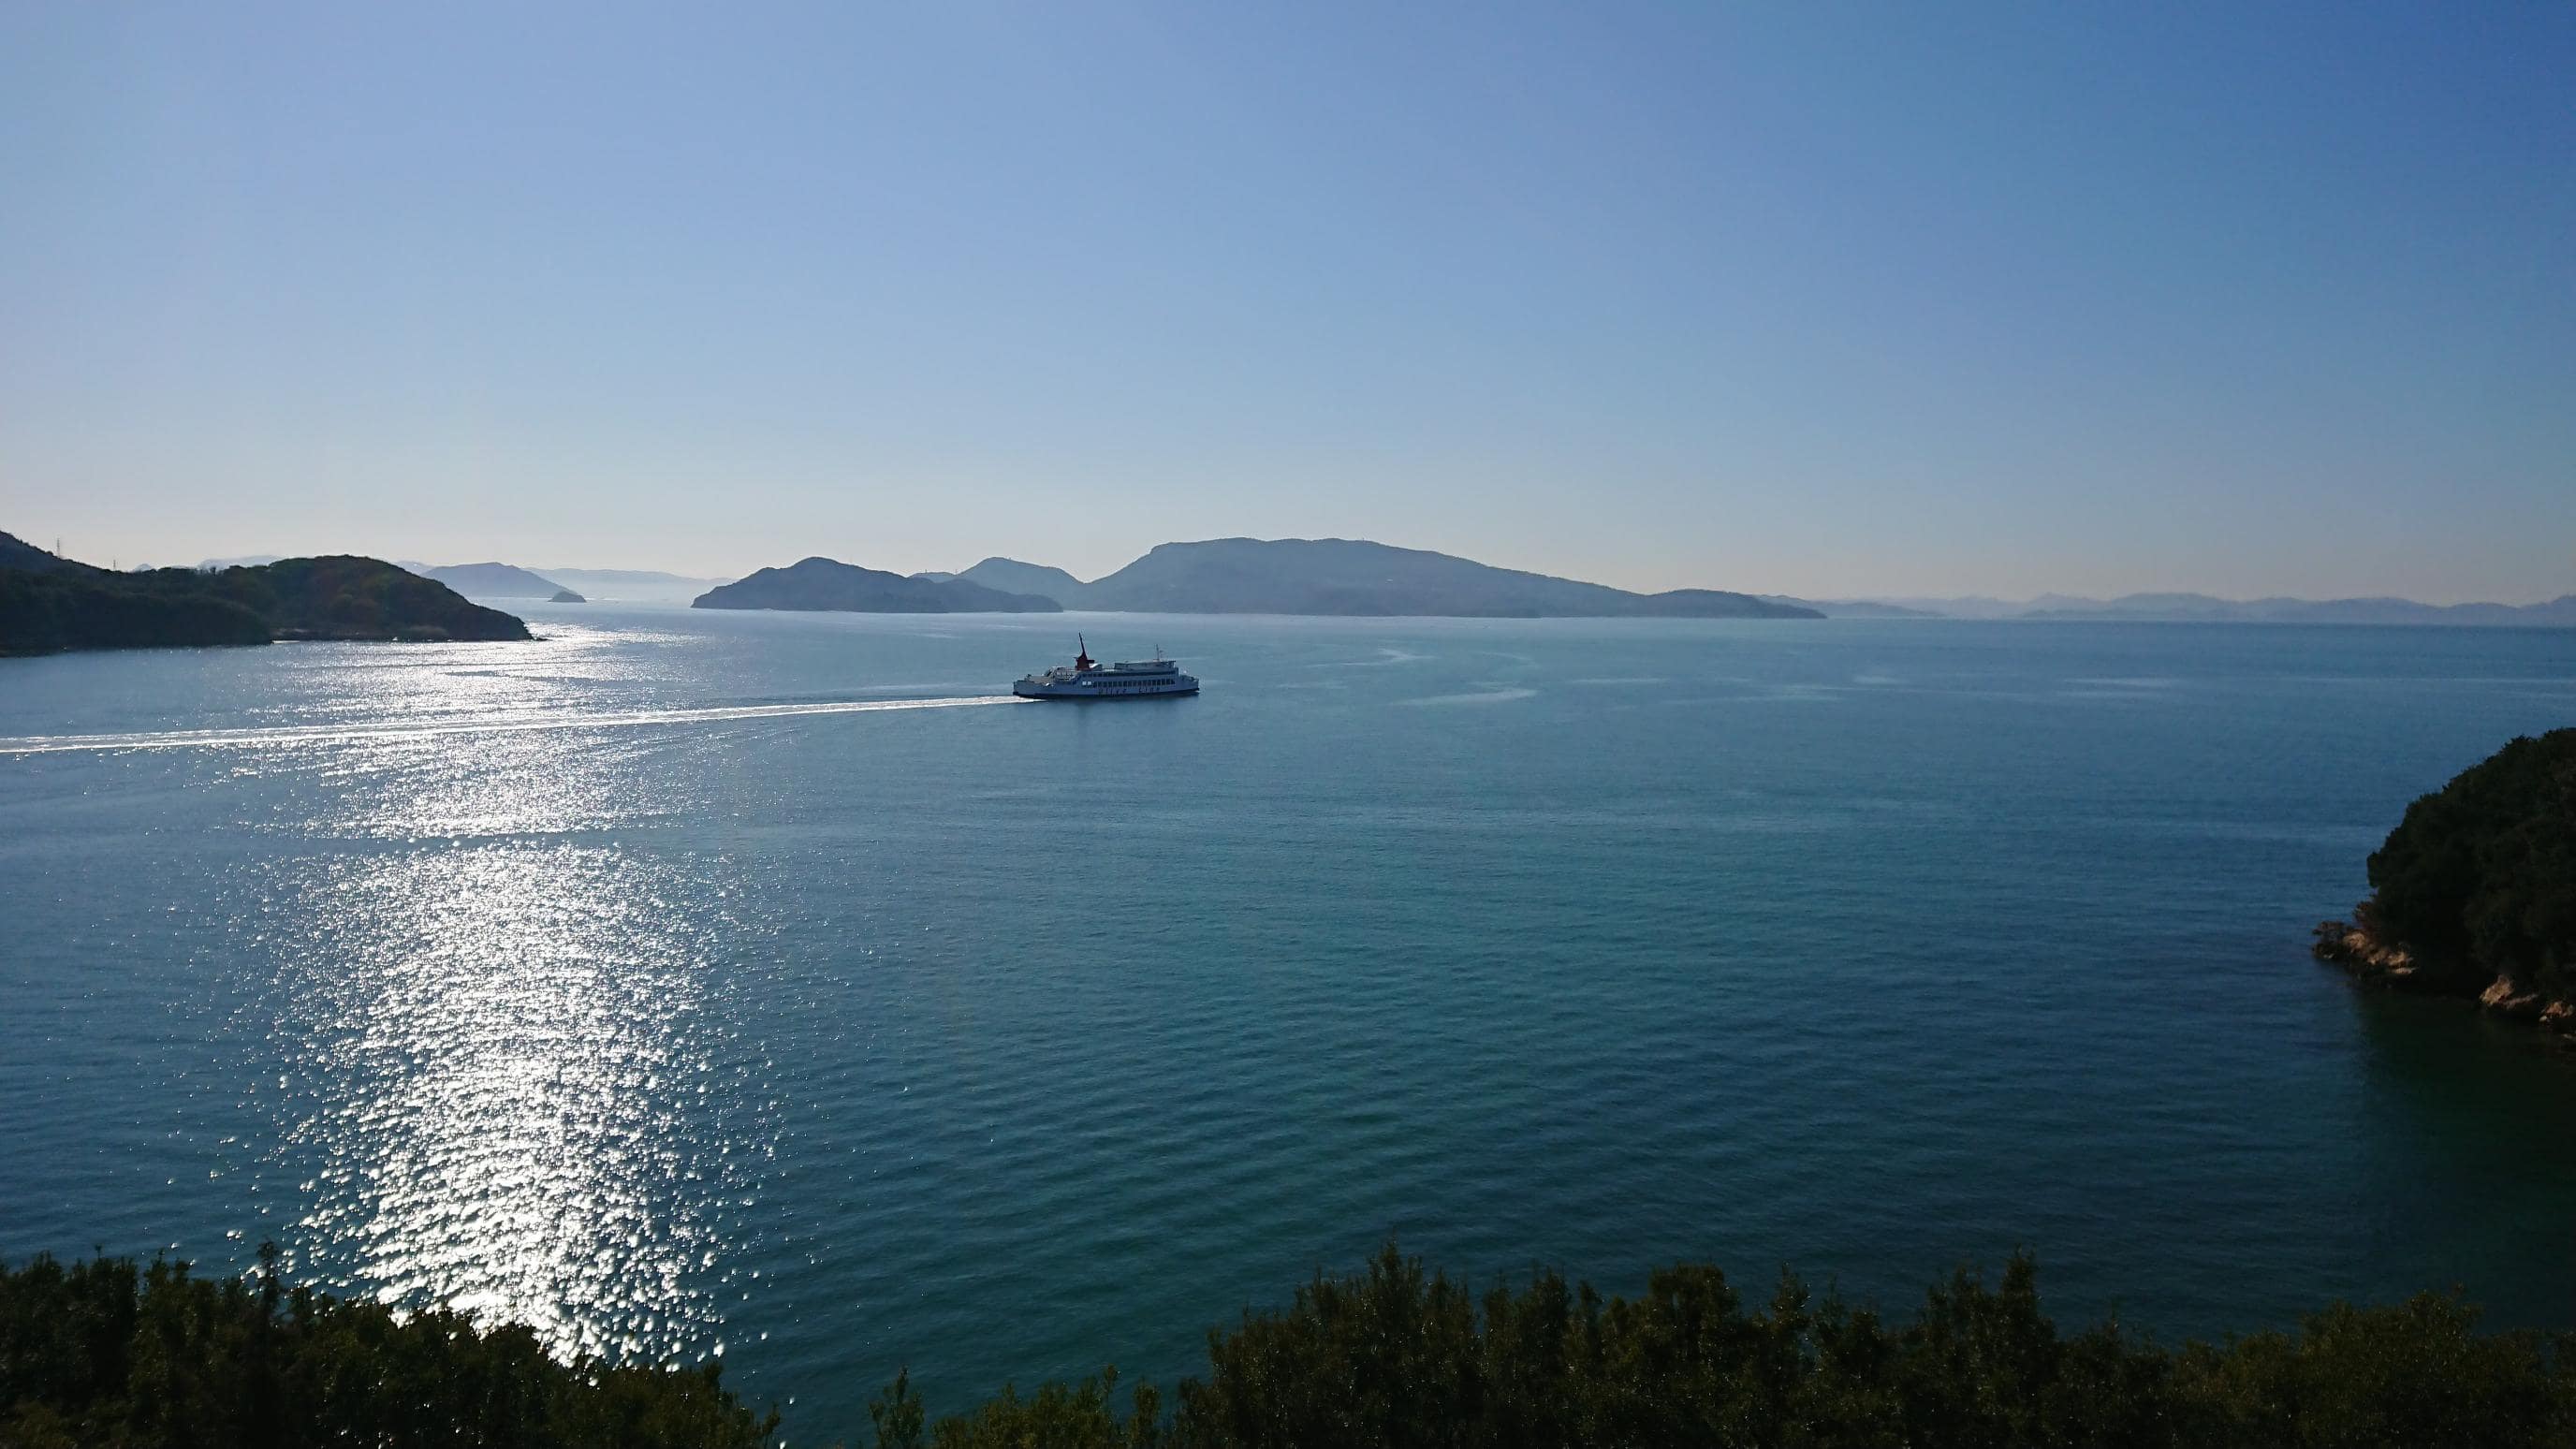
949, 557, 1093, 603
1809, 592, 2576, 623
1758, 595, 1939, 619
2006, 593, 2576, 624
408, 562, 572, 599
951, 538, 1820, 618
692, 557, 1061, 613
536, 567, 732, 603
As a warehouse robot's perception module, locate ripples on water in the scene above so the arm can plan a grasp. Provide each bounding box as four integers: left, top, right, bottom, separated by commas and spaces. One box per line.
1, 625, 800, 1367
263, 842, 765, 1363
4, 610, 2575, 1438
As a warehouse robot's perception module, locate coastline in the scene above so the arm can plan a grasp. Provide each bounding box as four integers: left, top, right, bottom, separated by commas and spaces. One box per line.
2313, 917, 2576, 1039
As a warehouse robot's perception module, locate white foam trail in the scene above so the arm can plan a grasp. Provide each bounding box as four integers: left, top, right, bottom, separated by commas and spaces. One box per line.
1398, 687, 1538, 707
0, 694, 1031, 756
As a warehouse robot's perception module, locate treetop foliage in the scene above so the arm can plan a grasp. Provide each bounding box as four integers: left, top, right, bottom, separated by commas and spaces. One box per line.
8, 1244, 2571, 1448
0, 538, 529, 654
2365, 728, 2576, 996
868, 1245, 2576, 1449
0, 1248, 772, 1449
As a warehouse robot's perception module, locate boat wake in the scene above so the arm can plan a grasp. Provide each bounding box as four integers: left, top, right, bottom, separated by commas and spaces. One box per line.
0, 694, 1031, 756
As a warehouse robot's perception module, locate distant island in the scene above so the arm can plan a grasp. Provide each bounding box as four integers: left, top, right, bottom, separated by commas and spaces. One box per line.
1848, 591, 2576, 625
692, 557, 1061, 613
1759, 595, 1940, 619
107, 536, 2576, 624
946, 538, 1819, 618
923, 551, 2576, 622
535, 566, 733, 604
2314, 729, 2576, 1038
406, 561, 575, 600
161, 541, 2573, 622
549, 588, 586, 604
697, 537, 1818, 618
2012, 592, 2576, 625
380, 562, 729, 604
1, 532, 530, 655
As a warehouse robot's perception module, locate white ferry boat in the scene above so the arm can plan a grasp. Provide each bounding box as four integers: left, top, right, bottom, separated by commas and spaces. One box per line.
1014, 637, 1199, 700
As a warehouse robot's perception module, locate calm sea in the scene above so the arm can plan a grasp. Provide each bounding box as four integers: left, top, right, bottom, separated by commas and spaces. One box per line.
4, 608, 2573, 1439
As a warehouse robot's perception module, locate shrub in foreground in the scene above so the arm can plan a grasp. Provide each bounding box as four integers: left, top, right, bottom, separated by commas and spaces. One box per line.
871, 1247, 2576, 1449
0, 1247, 772, 1448
7, 1245, 2570, 1448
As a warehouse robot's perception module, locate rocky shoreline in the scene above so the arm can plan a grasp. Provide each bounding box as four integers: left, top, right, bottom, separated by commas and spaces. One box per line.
2313, 916, 2576, 1039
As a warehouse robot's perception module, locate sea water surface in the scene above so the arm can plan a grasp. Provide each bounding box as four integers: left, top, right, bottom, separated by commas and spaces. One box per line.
3, 607, 2573, 1438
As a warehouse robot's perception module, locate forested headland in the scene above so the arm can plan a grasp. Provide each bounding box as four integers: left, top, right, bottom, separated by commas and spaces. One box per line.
0, 533, 529, 654
2316, 728, 2576, 1035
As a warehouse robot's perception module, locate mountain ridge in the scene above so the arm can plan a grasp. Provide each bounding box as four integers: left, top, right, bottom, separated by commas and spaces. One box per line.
1851, 591, 2576, 624
404, 562, 572, 600
948, 538, 1819, 618
692, 557, 1061, 613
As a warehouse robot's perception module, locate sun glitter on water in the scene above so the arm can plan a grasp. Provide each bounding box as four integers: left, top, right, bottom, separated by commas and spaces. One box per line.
230, 652, 782, 1365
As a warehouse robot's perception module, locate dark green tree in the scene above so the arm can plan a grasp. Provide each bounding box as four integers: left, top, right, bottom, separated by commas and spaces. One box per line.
2366, 729, 2576, 996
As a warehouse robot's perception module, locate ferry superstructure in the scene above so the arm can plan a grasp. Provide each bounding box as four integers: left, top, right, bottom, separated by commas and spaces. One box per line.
1013, 637, 1199, 699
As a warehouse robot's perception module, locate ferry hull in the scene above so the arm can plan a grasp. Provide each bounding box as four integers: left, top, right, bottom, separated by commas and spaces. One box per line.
1013, 682, 1199, 700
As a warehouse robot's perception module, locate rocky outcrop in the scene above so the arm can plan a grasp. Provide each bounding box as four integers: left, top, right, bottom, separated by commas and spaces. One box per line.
2310, 917, 2420, 987
2314, 915, 2576, 1040
2308, 729, 2576, 1050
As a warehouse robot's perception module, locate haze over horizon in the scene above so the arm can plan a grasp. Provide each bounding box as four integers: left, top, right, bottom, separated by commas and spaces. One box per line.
4, 4, 2569, 604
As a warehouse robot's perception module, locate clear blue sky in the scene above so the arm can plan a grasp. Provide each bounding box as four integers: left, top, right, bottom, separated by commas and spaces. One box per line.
2, 3, 2569, 601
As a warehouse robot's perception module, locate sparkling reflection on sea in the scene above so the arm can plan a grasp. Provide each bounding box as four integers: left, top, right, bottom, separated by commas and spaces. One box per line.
194, 624, 779, 1367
